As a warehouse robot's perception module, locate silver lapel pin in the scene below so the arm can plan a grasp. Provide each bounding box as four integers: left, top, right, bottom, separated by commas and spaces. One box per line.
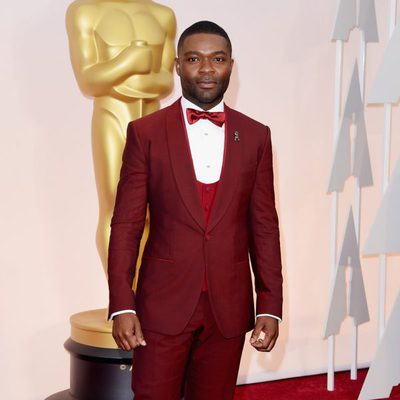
233, 131, 240, 142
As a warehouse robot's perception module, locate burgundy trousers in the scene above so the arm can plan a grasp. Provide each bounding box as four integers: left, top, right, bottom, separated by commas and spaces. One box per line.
132, 292, 246, 400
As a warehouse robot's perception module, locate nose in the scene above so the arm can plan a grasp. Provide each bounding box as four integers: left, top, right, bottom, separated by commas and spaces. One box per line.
199, 58, 214, 74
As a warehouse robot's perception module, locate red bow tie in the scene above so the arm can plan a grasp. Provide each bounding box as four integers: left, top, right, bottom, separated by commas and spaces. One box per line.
186, 108, 226, 127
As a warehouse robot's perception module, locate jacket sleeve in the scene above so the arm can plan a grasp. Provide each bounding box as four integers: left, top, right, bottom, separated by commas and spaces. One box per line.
248, 126, 283, 319
107, 122, 148, 319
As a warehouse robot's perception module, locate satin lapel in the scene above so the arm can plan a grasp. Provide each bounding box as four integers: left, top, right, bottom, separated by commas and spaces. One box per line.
207, 105, 241, 232
166, 100, 206, 231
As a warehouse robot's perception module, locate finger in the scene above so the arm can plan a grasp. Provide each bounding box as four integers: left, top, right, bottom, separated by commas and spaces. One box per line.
123, 332, 139, 350
112, 329, 125, 350
250, 327, 262, 344
250, 337, 264, 349
121, 336, 134, 351
113, 335, 124, 350
114, 330, 133, 351
261, 329, 273, 346
252, 337, 270, 352
134, 321, 147, 346
257, 331, 278, 352
266, 335, 278, 352
262, 322, 278, 348
250, 331, 272, 351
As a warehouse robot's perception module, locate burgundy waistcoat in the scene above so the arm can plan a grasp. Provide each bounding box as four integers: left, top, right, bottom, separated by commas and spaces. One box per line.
196, 180, 219, 291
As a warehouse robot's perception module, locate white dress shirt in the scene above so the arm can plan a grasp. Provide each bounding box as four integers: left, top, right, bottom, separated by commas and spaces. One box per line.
181, 96, 225, 184
110, 97, 281, 323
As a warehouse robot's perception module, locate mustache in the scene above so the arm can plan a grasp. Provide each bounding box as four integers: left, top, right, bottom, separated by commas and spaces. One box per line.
197, 78, 218, 84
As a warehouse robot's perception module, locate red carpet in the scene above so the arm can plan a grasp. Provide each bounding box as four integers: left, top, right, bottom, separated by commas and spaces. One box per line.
234, 369, 400, 400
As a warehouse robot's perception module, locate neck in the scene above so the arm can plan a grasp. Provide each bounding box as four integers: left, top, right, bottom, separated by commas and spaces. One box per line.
183, 95, 223, 111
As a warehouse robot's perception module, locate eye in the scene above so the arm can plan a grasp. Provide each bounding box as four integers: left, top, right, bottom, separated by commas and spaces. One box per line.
213, 57, 225, 62
187, 56, 200, 63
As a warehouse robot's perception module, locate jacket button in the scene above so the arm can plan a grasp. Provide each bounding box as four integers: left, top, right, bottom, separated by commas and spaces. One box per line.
205, 233, 211, 241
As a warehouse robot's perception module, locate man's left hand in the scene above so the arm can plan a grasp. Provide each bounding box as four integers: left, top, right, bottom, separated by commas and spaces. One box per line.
250, 316, 279, 352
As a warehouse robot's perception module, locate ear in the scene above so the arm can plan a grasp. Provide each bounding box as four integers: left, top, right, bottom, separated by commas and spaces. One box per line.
174, 57, 181, 77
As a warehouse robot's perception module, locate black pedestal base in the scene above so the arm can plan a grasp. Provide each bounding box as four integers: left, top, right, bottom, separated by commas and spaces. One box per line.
45, 338, 134, 400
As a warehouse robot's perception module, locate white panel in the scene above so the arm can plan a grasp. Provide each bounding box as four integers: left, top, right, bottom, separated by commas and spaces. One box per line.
368, 23, 400, 104
358, 292, 400, 400
364, 156, 400, 255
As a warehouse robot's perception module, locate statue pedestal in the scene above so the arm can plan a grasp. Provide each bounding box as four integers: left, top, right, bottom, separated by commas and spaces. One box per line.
46, 309, 133, 400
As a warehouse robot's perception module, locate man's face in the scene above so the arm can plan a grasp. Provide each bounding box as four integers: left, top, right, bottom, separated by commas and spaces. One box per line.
175, 33, 234, 110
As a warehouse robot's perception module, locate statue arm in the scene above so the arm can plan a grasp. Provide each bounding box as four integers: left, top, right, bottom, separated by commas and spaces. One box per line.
121, 11, 176, 96
66, 5, 152, 97
153, 11, 177, 94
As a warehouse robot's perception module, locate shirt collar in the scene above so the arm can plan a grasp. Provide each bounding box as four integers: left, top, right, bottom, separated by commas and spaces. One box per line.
181, 96, 225, 113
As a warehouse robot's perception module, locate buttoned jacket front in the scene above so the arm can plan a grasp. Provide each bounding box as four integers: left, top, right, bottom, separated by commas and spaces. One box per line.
108, 99, 283, 338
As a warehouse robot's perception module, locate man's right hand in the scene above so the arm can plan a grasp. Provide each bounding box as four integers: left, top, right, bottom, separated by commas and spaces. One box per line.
112, 313, 146, 351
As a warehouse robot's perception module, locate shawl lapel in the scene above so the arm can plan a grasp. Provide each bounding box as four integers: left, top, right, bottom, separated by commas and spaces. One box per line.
207, 104, 240, 232
166, 100, 206, 231
166, 100, 241, 233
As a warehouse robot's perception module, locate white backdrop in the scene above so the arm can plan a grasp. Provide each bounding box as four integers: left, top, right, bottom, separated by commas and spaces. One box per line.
1, 1, 400, 399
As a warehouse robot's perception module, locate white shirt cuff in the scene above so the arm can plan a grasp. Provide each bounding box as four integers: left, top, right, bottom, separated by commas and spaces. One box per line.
109, 309, 136, 321
256, 313, 282, 323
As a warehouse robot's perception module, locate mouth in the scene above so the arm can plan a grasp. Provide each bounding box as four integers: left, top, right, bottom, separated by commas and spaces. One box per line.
197, 80, 217, 89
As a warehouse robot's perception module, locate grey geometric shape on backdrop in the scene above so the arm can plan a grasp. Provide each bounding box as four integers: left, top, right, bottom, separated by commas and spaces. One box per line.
338, 209, 370, 326
338, 208, 360, 267
349, 265, 370, 326
353, 114, 373, 188
364, 156, 400, 255
343, 62, 363, 120
358, 292, 400, 400
332, 0, 357, 40
327, 118, 351, 192
324, 265, 347, 338
358, 0, 379, 42
368, 23, 400, 104
327, 63, 373, 192
324, 208, 370, 337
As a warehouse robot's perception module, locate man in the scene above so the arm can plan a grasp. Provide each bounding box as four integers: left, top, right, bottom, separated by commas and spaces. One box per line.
108, 21, 283, 400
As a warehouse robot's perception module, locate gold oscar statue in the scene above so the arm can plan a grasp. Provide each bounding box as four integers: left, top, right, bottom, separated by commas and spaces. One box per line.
65, 0, 176, 348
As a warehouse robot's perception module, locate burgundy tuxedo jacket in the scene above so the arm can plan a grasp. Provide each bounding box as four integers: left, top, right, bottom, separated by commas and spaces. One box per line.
108, 99, 283, 338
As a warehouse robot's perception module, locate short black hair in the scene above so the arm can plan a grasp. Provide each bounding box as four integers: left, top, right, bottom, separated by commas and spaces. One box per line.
177, 21, 232, 55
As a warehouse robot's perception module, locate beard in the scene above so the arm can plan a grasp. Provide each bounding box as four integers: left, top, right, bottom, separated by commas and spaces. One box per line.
181, 76, 231, 108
